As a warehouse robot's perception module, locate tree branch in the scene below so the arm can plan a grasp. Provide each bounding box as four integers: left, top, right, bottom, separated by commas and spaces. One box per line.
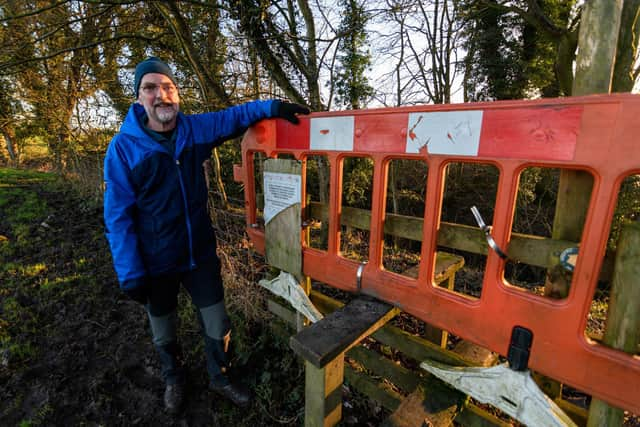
0, 33, 164, 74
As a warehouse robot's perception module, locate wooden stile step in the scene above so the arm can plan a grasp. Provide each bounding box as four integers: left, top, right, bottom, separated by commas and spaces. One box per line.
290, 295, 400, 368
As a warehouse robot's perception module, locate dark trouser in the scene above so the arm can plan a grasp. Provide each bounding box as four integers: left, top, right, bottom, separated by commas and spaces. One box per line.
146, 259, 231, 386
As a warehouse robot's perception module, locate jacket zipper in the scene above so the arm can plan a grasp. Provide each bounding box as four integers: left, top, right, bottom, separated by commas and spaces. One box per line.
175, 158, 197, 269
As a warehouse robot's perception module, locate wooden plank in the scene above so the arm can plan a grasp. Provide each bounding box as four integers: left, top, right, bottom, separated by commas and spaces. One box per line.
290, 296, 400, 368
307, 202, 616, 276
436, 221, 488, 256
308, 290, 473, 367
350, 349, 509, 427
308, 289, 345, 315
585, 332, 640, 353
532, 372, 563, 401
264, 159, 303, 278
342, 206, 372, 230
556, 399, 588, 427
455, 403, 512, 427
271, 297, 500, 369
400, 251, 464, 285
451, 340, 497, 368
268, 298, 297, 326
382, 384, 460, 427
372, 324, 472, 368
587, 222, 640, 427
347, 346, 421, 393
432, 252, 464, 283
344, 365, 403, 412
403, 252, 463, 347
266, 204, 301, 274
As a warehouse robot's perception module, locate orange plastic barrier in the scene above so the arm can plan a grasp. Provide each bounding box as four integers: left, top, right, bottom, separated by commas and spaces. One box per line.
234, 94, 640, 413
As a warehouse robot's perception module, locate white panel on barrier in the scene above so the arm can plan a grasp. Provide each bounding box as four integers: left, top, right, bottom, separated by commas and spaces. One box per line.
310, 116, 355, 151
406, 110, 483, 156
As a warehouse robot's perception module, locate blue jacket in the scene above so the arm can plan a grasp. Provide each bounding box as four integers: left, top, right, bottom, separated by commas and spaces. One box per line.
104, 100, 276, 290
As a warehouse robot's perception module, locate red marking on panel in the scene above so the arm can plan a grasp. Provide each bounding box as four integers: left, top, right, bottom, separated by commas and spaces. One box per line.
320, 129, 330, 135
447, 132, 455, 143
354, 113, 409, 153
276, 118, 310, 150
479, 106, 583, 160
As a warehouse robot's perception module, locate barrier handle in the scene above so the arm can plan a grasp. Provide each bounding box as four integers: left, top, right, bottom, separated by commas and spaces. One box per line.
356, 262, 367, 293
470, 206, 508, 260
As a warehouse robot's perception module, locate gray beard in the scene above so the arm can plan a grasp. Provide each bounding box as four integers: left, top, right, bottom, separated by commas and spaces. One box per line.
142, 101, 179, 127
156, 109, 176, 123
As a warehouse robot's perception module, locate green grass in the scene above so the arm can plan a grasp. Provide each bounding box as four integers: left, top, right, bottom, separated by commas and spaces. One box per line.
0, 168, 57, 244
0, 168, 58, 371
0, 168, 55, 186
0, 295, 38, 367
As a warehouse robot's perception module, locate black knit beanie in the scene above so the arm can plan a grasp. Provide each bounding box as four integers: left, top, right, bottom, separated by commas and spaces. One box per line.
133, 57, 177, 97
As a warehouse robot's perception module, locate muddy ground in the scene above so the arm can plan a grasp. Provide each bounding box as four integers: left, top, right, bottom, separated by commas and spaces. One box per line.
0, 169, 383, 426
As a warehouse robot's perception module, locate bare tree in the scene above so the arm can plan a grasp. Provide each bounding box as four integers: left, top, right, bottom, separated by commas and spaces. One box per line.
373, 0, 464, 106
224, 0, 343, 110
612, 0, 640, 92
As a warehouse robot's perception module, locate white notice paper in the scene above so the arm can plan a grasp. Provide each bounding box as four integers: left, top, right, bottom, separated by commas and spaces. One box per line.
263, 172, 301, 225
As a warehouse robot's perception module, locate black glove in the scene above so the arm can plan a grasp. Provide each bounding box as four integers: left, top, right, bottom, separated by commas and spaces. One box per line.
274, 101, 310, 125
122, 277, 149, 304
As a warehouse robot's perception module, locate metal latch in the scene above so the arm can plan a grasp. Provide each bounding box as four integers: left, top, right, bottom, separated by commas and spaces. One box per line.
471, 206, 508, 259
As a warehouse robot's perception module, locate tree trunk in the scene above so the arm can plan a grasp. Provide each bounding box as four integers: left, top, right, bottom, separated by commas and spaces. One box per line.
555, 30, 579, 96
612, 0, 640, 92
587, 223, 640, 426
2, 129, 17, 165
573, 0, 623, 95
388, 161, 400, 249
211, 147, 230, 210
548, 0, 623, 296
562, 2, 627, 424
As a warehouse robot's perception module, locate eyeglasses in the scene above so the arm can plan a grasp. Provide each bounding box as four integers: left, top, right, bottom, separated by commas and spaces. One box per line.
140, 83, 177, 95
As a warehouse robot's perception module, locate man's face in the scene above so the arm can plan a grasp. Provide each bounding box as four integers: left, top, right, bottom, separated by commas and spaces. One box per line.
137, 73, 180, 131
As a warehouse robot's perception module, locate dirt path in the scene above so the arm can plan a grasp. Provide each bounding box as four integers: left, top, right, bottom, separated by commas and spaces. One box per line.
0, 169, 310, 426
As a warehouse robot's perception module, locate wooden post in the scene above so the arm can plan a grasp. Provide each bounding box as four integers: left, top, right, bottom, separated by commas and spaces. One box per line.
587, 222, 640, 426
421, 252, 464, 347
573, 0, 623, 96
264, 158, 303, 279
547, 0, 623, 296
612, 0, 640, 92
543, 170, 593, 300
305, 358, 344, 427
540, 0, 623, 400
263, 158, 307, 330
570, 2, 630, 424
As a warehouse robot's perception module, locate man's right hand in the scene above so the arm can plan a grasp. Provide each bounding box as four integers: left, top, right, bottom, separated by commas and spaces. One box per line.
123, 278, 148, 304
274, 101, 310, 125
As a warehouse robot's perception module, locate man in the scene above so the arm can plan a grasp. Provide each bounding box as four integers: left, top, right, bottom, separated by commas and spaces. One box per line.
103, 57, 309, 414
